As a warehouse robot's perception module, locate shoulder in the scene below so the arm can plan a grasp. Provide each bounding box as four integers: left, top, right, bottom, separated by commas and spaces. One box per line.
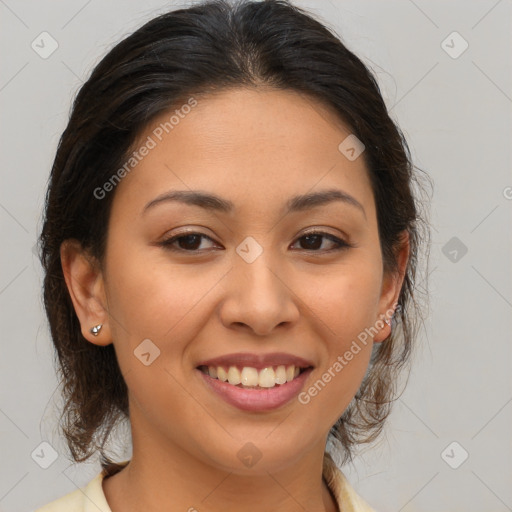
34, 472, 111, 512
34, 487, 85, 512
323, 451, 378, 512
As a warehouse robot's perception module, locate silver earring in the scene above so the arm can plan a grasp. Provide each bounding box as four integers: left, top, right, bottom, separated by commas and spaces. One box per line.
385, 318, 391, 326
90, 324, 103, 336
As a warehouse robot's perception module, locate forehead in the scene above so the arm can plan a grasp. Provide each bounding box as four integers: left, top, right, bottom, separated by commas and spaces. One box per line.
110, 87, 375, 220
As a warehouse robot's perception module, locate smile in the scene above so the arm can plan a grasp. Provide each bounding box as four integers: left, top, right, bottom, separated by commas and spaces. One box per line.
197, 364, 310, 389
196, 365, 314, 412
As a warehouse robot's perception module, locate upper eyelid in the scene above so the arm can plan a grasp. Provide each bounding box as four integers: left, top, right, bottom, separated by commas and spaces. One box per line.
160, 230, 351, 249
163, 228, 346, 241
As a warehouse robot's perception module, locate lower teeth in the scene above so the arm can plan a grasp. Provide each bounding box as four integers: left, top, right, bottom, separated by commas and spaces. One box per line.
235, 383, 285, 389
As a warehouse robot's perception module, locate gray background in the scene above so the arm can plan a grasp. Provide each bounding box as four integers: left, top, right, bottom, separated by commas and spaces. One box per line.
1, 1, 511, 511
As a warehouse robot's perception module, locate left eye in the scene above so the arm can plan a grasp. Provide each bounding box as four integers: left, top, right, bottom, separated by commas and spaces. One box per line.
159, 231, 350, 253
160, 233, 218, 252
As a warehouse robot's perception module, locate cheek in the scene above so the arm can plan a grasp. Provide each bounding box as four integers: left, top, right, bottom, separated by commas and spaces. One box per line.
104, 242, 207, 334
102, 247, 214, 426
103, 242, 230, 375
304, 256, 383, 341
295, 259, 382, 422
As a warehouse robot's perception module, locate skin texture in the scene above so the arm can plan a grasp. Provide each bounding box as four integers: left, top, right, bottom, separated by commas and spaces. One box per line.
61, 87, 409, 512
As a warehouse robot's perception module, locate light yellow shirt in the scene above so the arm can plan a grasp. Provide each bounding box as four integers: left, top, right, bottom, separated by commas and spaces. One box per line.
35, 451, 376, 511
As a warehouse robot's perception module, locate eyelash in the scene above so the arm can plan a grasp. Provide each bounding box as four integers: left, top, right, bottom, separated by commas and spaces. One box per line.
158, 230, 353, 254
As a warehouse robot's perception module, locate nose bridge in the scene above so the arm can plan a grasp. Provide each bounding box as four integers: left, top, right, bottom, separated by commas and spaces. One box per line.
220, 236, 299, 334
235, 238, 285, 303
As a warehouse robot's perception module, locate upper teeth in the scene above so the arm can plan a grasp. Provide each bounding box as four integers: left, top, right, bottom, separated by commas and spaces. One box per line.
201, 365, 302, 388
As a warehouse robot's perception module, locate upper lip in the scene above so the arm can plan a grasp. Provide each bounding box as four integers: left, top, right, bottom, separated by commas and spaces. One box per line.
196, 352, 314, 370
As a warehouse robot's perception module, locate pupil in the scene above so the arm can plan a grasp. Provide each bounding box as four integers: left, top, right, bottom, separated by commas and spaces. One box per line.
180, 234, 201, 250
302, 234, 321, 250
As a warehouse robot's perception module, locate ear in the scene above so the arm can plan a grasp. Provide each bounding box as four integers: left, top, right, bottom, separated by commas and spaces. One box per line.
373, 230, 410, 343
60, 239, 112, 346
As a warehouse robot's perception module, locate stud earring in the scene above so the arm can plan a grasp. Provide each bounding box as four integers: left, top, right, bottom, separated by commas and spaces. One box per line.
90, 324, 103, 336
385, 318, 391, 326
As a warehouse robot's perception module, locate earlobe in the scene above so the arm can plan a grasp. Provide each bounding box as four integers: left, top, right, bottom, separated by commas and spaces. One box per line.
373, 230, 410, 343
60, 239, 112, 346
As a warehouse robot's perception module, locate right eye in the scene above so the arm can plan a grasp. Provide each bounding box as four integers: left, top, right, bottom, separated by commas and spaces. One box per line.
159, 232, 221, 253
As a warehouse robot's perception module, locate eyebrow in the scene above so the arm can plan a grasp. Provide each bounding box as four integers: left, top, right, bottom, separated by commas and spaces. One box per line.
143, 188, 366, 218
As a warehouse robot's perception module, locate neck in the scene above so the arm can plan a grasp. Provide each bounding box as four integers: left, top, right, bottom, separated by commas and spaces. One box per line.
103, 409, 338, 512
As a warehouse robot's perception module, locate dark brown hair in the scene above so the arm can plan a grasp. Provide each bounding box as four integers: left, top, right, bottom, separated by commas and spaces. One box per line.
38, 0, 431, 474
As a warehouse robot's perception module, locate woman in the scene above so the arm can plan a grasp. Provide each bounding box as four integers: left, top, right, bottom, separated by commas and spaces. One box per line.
35, 0, 429, 510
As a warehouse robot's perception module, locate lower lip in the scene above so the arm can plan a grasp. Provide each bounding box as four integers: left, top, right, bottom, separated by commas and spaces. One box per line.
197, 368, 313, 412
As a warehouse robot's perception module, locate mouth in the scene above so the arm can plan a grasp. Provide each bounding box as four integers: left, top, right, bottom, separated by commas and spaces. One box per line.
197, 364, 312, 389
195, 352, 315, 410
195, 352, 315, 411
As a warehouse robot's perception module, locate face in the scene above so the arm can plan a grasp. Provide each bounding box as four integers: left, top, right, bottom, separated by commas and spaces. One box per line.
64, 87, 406, 475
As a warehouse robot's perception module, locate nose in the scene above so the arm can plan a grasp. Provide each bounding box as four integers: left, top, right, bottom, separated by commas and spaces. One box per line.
218, 249, 300, 336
